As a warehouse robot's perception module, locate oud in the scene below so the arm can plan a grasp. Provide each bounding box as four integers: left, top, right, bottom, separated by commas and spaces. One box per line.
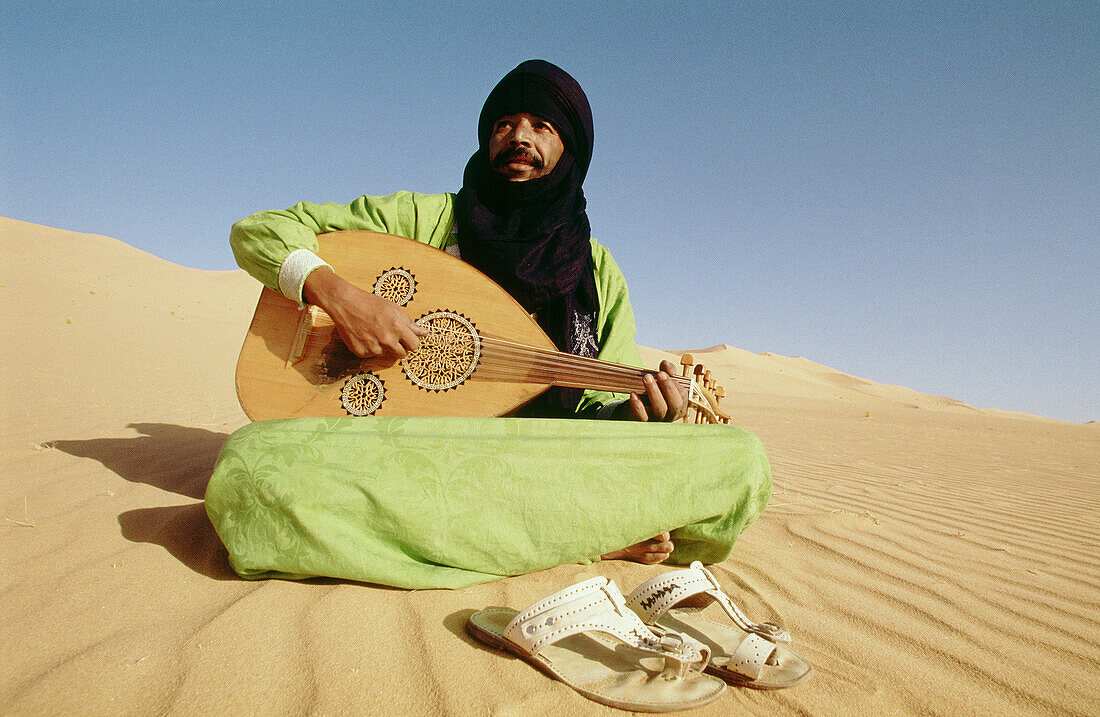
235, 231, 727, 423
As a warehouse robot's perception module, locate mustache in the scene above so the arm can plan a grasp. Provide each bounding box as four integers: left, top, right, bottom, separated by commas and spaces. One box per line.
491, 147, 544, 169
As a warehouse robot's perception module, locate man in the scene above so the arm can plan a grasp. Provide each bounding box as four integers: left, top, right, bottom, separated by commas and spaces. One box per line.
234, 60, 686, 425
217, 61, 771, 584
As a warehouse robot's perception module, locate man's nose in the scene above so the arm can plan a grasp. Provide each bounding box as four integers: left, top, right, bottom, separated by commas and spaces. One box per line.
509, 119, 534, 145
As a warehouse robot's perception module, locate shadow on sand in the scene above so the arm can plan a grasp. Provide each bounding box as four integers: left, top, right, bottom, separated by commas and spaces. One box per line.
51, 422, 239, 580
117, 502, 239, 580
51, 422, 230, 500
50, 422, 413, 588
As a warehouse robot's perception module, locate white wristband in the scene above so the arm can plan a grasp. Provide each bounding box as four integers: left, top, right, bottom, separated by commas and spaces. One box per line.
278, 249, 331, 305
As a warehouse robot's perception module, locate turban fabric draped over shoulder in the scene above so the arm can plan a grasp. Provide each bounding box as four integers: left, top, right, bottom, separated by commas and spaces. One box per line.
455, 60, 598, 415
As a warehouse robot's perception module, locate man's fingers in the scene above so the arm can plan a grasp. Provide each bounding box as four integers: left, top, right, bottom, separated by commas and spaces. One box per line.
383, 338, 409, 359
380, 323, 426, 358
658, 360, 688, 422
659, 375, 686, 422
621, 364, 691, 422
341, 304, 427, 359
341, 324, 416, 359
341, 329, 383, 359
643, 373, 669, 419
395, 322, 424, 354
627, 393, 649, 421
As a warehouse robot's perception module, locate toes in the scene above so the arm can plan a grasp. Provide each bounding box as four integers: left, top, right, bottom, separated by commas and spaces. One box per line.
642, 539, 674, 565
649, 539, 674, 554
601, 533, 675, 564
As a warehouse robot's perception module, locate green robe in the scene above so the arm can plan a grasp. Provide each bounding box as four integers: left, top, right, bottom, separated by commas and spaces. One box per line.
209, 192, 773, 588
206, 416, 772, 589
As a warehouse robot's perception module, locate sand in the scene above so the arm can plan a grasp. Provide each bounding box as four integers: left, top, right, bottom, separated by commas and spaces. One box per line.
1, 216, 1097, 715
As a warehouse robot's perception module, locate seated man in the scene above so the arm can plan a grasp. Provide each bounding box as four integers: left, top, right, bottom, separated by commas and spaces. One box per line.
209, 61, 772, 587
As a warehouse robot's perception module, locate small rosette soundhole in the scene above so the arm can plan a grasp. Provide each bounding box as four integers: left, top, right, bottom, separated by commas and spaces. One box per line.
372, 267, 417, 306
341, 372, 385, 415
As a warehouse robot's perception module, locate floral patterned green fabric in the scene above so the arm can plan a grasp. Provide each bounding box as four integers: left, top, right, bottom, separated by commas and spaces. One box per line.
205, 416, 772, 589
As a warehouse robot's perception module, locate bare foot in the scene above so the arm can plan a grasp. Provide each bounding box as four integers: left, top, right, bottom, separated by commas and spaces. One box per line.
601, 532, 674, 565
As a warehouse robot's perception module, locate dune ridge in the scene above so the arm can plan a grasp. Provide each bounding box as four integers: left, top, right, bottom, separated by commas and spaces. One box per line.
2, 217, 1097, 715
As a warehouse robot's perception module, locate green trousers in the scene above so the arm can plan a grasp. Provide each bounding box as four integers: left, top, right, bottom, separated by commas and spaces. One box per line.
205, 417, 772, 589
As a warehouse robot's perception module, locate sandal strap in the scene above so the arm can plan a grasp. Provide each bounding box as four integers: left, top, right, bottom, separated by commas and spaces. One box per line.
626, 562, 791, 643
503, 576, 710, 676
727, 633, 777, 681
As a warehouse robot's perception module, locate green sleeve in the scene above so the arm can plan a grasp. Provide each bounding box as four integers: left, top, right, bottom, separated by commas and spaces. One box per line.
229, 191, 456, 295
575, 239, 645, 417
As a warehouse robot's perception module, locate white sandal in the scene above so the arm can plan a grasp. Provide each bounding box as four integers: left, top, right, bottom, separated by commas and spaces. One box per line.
467, 576, 726, 712
626, 562, 813, 690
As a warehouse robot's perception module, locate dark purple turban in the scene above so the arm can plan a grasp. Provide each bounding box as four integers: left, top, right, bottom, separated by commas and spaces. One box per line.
455, 60, 598, 414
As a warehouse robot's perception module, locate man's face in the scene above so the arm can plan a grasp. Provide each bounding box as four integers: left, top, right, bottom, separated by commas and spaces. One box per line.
487, 112, 565, 182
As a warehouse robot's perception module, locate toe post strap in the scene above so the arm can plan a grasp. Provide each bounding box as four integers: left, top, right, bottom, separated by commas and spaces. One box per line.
625, 561, 791, 643
727, 633, 778, 681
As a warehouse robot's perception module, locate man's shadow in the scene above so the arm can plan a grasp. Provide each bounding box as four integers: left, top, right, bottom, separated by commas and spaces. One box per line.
52, 422, 228, 500
51, 423, 239, 580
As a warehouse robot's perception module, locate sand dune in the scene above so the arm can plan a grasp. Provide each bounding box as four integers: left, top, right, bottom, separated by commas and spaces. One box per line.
2, 217, 1096, 715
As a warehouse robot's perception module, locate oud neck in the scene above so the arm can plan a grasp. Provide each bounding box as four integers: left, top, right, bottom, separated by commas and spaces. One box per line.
475, 334, 693, 396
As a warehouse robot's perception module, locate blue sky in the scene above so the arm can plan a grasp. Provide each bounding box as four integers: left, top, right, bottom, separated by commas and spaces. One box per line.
3, 1, 1097, 422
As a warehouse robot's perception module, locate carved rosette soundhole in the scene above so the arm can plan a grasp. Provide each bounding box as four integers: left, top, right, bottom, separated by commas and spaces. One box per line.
402, 311, 481, 391
372, 267, 416, 306
341, 372, 385, 416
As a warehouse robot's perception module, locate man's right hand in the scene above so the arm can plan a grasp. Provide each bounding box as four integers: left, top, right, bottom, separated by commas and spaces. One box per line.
302, 267, 428, 359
